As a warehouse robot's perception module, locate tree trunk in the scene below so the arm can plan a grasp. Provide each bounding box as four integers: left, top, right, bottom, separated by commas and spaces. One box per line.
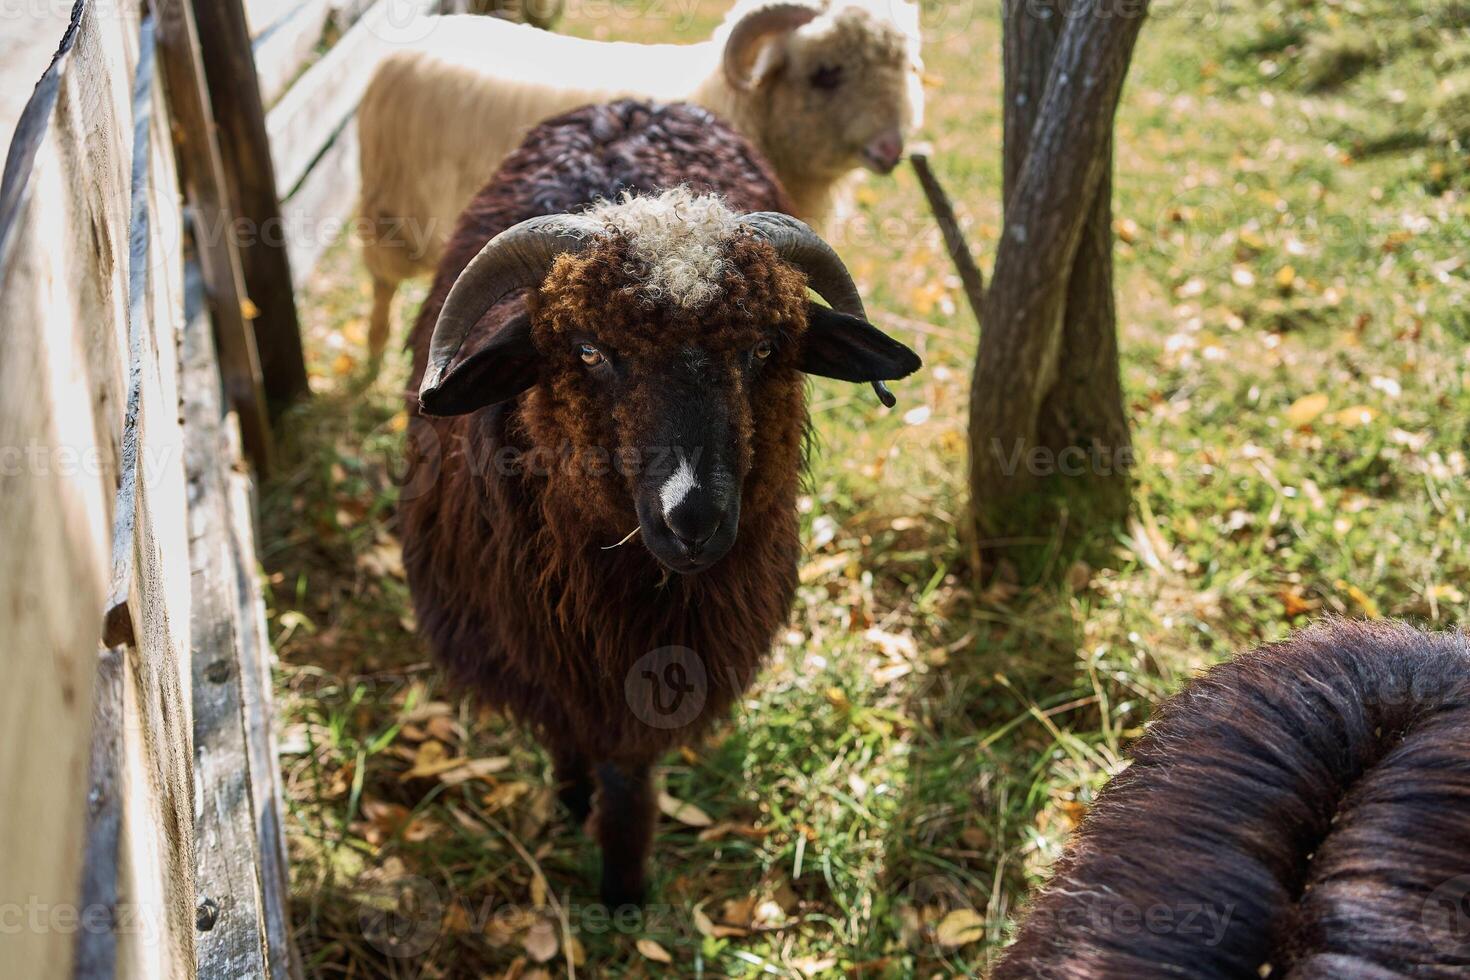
969, 0, 1145, 575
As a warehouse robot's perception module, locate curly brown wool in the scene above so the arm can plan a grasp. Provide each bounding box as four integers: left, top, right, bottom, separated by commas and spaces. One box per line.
397, 101, 830, 908
993, 619, 1470, 980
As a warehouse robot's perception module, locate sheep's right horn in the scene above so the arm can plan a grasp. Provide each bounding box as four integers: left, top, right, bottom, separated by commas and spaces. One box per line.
742, 211, 900, 406
420, 213, 601, 404
722, 3, 820, 91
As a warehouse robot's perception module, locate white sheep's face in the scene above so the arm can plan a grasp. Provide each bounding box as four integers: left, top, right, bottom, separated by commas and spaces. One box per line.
761, 5, 924, 178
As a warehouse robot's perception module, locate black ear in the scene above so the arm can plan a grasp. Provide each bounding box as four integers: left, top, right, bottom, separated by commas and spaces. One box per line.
800, 303, 921, 390
418, 310, 538, 417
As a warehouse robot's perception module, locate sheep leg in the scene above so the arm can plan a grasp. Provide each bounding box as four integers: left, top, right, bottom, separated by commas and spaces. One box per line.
368, 276, 397, 365
593, 760, 655, 909
552, 746, 594, 825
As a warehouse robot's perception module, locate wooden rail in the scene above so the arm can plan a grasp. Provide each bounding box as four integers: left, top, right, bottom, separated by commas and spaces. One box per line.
194, 0, 310, 412
0, 0, 445, 974
0, 0, 308, 975
265, 0, 439, 286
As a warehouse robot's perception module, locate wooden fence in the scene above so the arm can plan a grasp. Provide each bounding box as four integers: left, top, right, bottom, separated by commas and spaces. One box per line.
0, 0, 437, 976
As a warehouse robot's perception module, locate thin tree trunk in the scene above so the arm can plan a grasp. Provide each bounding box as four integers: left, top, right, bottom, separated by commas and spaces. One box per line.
1037, 164, 1132, 530
969, 0, 1145, 573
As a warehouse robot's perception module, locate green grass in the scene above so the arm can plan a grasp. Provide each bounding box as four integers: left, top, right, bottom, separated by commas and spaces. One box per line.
262, 1, 1470, 975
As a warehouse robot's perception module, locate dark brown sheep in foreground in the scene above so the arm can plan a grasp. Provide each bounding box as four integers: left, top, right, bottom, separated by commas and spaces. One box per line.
397, 99, 920, 907
994, 619, 1470, 979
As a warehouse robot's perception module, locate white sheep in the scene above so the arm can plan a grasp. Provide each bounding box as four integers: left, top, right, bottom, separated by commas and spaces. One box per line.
355, 0, 924, 359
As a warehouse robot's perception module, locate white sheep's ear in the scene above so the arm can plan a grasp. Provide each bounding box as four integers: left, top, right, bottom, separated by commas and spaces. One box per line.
723, 3, 818, 90
418, 310, 537, 417
800, 303, 921, 405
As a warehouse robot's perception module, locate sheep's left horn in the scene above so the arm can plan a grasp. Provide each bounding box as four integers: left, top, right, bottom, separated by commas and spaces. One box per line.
722, 3, 819, 91
742, 212, 896, 406
420, 213, 601, 404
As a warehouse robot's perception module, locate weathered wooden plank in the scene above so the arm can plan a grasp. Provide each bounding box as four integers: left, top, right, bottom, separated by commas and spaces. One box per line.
73, 647, 124, 980
223, 423, 301, 979
108, 20, 199, 980
265, 0, 435, 196
252, 0, 333, 109
154, 0, 274, 469
185, 288, 275, 980
245, 0, 309, 38
255, 0, 385, 109
193, 0, 310, 410
0, 0, 141, 973
283, 115, 359, 285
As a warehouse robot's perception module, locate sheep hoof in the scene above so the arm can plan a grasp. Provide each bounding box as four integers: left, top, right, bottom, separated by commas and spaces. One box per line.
599, 881, 647, 914
557, 780, 593, 825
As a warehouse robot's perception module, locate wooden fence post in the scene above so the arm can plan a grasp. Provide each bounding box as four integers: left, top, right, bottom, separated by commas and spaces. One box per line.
190, 0, 310, 411
154, 0, 274, 469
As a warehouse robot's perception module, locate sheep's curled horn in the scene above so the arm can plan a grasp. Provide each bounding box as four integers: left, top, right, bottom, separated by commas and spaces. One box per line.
418, 210, 900, 409
722, 3, 821, 91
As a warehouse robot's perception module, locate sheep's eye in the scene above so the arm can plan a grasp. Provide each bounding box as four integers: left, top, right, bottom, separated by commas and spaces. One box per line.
753, 339, 775, 360
578, 343, 605, 366
810, 65, 844, 90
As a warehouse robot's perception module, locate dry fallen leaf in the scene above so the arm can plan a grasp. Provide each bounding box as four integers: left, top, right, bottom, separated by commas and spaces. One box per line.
1279, 588, 1320, 618
445, 903, 474, 934
865, 628, 918, 660
518, 788, 554, 840
1285, 393, 1330, 428
359, 800, 437, 844
425, 714, 459, 743
658, 791, 713, 828
636, 938, 673, 964
399, 699, 454, 724
483, 782, 532, 812
401, 740, 467, 781
772, 879, 800, 913
934, 907, 986, 948
698, 821, 768, 843
1328, 405, 1378, 429
1341, 582, 1382, 619
693, 902, 748, 939
358, 541, 406, 580
1066, 560, 1093, 592
793, 955, 839, 977
436, 756, 513, 787
522, 919, 558, 963
721, 895, 759, 929
960, 826, 989, 850
871, 660, 913, 686
1430, 584, 1466, 604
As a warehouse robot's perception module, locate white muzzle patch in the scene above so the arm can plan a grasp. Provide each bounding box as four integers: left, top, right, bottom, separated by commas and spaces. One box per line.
659, 457, 699, 516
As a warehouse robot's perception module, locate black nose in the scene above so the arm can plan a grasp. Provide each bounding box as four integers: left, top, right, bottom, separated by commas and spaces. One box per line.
664, 500, 722, 556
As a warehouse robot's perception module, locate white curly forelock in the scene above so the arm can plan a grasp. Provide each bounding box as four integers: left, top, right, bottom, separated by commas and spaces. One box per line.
586, 188, 744, 311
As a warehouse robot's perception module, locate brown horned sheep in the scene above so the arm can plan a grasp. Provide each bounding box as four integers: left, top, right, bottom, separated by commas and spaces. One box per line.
398, 99, 920, 907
